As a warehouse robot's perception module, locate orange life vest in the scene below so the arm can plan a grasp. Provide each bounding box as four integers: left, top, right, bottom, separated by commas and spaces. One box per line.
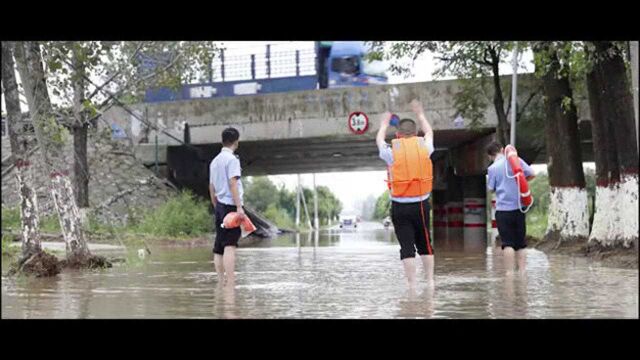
387, 136, 433, 198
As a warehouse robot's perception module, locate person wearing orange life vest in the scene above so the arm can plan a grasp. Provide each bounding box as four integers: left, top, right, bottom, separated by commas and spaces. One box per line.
376, 99, 435, 290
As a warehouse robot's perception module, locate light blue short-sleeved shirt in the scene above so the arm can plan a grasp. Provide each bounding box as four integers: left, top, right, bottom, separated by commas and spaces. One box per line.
209, 147, 244, 206
378, 136, 435, 203
487, 154, 534, 211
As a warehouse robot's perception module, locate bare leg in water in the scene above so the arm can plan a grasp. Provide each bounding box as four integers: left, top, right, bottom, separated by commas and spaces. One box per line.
223, 245, 237, 286
214, 254, 225, 283
503, 247, 515, 275
516, 249, 527, 273
420, 254, 434, 285
402, 257, 418, 290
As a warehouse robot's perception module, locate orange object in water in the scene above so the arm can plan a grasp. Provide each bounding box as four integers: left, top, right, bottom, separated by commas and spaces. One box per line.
386, 136, 433, 198
504, 144, 533, 207
222, 212, 257, 237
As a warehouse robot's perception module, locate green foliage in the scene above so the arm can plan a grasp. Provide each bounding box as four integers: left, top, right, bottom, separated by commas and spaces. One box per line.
38, 41, 223, 128
453, 78, 490, 128
315, 186, 343, 224
82, 99, 98, 118
1, 206, 21, 230
561, 96, 574, 113
134, 191, 211, 237
2, 234, 19, 258
525, 169, 597, 239
527, 174, 551, 214
276, 184, 296, 218
85, 211, 114, 236
244, 176, 279, 213
264, 204, 295, 229
531, 41, 591, 95
373, 190, 391, 220
526, 211, 548, 240
39, 115, 69, 145
367, 41, 520, 131
40, 215, 61, 233
244, 176, 342, 228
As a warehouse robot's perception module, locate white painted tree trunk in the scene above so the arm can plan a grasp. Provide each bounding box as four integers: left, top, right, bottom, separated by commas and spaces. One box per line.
545, 187, 590, 241
1, 41, 42, 257
589, 174, 639, 247
16, 163, 42, 256
49, 172, 91, 259
15, 41, 92, 263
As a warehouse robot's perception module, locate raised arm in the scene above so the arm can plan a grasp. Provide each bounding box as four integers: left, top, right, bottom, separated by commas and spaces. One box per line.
377, 111, 392, 149
411, 99, 433, 140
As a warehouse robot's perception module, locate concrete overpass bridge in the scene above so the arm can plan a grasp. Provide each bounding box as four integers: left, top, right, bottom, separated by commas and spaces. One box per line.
102, 74, 593, 180
100, 75, 595, 245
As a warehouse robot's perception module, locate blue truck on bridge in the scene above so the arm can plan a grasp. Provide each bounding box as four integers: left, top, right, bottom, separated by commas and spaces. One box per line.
142, 41, 388, 103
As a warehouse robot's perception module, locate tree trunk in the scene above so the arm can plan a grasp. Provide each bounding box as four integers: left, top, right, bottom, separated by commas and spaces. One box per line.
587, 41, 639, 247
71, 47, 90, 228
73, 124, 89, 208
1, 42, 42, 258
71, 47, 90, 213
536, 44, 589, 243
14, 41, 92, 264
490, 50, 509, 146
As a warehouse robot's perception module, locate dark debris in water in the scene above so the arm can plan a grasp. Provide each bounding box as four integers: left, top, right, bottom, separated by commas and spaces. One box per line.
7, 251, 62, 277
60, 255, 113, 270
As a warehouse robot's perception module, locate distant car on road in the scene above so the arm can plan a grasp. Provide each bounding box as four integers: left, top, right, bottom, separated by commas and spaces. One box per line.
339, 215, 357, 229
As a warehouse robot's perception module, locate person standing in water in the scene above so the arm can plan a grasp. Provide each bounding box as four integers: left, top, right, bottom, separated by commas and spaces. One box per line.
376, 99, 435, 290
209, 127, 245, 287
486, 142, 535, 274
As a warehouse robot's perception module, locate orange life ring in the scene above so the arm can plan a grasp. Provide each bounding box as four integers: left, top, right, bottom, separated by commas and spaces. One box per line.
504, 145, 533, 207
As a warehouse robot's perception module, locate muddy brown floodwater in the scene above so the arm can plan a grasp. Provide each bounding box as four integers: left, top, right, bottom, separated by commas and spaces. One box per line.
2, 222, 638, 318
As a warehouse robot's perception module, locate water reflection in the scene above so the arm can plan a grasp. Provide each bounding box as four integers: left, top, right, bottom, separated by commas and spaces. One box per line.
214, 282, 237, 319
397, 284, 435, 318
2, 223, 637, 319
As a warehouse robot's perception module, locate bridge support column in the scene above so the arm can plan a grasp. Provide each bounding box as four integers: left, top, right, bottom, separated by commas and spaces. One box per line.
432, 158, 448, 244
432, 190, 448, 243
313, 173, 319, 230
295, 174, 301, 228
462, 175, 487, 252
445, 168, 464, 242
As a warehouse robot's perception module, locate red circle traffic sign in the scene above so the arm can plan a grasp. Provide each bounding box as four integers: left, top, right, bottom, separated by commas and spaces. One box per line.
348, 112, 369, 134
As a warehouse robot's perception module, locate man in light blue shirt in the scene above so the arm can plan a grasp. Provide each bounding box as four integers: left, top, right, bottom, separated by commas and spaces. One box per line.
209, 127, 245, 287
487, 142, 535, 274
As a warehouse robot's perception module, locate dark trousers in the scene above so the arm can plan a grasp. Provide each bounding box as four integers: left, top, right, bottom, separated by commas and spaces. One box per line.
391, 199, 434, 260
213, 202, 241, 255
495, 210, 527, 251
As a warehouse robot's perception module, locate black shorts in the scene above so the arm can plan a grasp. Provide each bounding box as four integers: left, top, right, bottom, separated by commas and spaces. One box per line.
495, 210, 527, 251
391, 199, 434, 260
213, 202, 242, 255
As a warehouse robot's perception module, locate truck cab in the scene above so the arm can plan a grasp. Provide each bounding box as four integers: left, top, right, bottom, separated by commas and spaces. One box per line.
324, 41, 388, 88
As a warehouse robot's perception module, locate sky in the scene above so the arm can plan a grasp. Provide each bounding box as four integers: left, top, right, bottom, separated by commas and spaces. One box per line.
1, 41, 547, 214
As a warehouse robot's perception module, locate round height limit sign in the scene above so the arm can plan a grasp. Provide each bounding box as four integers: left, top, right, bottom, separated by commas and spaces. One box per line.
348, 112, 369, 134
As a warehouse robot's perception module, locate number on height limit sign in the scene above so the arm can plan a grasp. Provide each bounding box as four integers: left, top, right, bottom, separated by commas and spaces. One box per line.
348, 112, 369, 134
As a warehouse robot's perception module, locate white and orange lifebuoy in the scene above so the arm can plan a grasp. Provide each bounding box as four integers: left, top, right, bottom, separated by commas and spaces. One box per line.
504, 144, 533, 210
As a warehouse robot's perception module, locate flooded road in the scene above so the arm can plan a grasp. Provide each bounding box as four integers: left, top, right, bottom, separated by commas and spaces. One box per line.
2, 222, 638, 318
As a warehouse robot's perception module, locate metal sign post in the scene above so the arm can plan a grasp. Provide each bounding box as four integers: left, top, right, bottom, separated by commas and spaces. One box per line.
510, 42, 519, 147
